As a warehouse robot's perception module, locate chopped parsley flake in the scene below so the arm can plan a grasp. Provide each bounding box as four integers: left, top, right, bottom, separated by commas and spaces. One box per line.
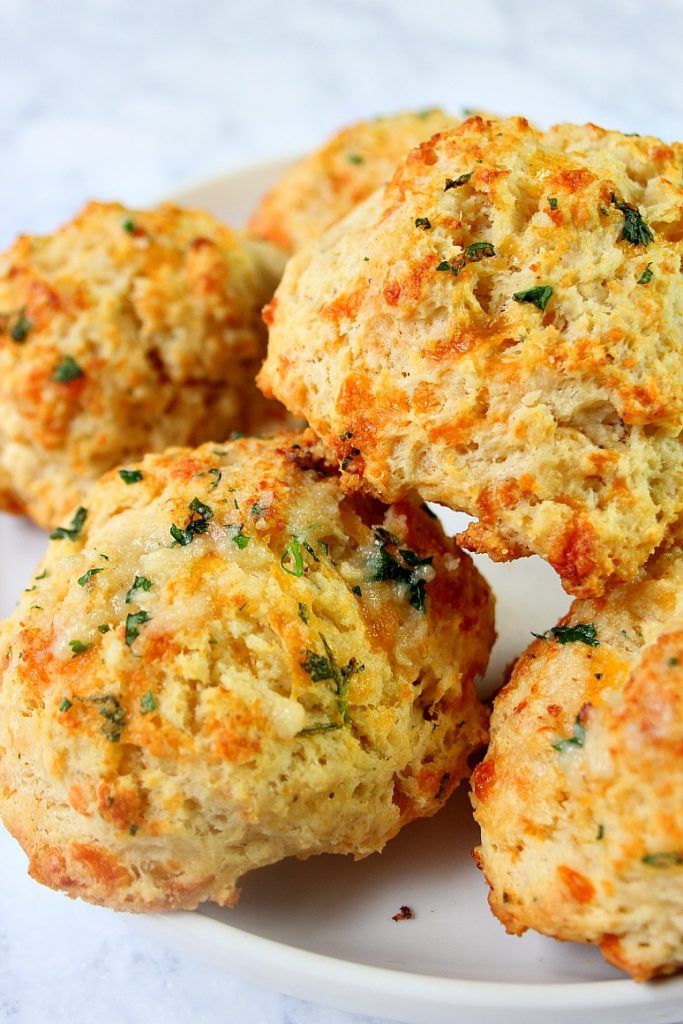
552, 716, 586, 752
140, 690, 157, 714
465, 241, 495, 259
347, 153, 365, 165
545, 623, 599, 646
281, 537, 305, 576
444, 172, 472, 190
125, 610, 151, 646
298, 722, 342, 736
50, 506, 87, 542
599, 205, 609, 217
548, 197, 558, 210
170, 497, 213, 545
642, 851, 683, 867
436, 241, 495, 277
98, 624, 110, 634
415, 217, 431, 230
77, 567, 104, 586
91, 695, 125, 742
59, 697, 72, 712
301, 633, 364, 724
352, 584, 362, 596
227, 523, 250, 549
611, 193, 654, 247
52, 355, 84, 383
368, 528, 433, 612
513, 285, 553, 312
125, 576, 152, 603
10, 309, 32, 342
250, 502, 264, 519
208, 468, 222, 490
637, 262, 654, 285
119, 468, 143, 484
121, 217, 136, 233
69, 639, 90, 656
298, 602, 309, 624
669, 656, 679, 667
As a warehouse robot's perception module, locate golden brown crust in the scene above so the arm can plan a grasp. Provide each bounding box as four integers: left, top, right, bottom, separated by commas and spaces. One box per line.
248, 109, 457, 251
260, 115, 683, 597
472, 523, 683, 980
0, 201, 291, 529
0, 432, 493, 911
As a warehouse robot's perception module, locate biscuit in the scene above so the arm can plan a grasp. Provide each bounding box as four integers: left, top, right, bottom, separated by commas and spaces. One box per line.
472, 525, 683, 980
0, 201, 289, 529
260, 115, 683, 597
0, 432, 493, 911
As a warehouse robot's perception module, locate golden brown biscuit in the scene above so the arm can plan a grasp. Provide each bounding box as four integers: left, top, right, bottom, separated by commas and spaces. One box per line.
248, 108, 456, 251
259, 115, 683, 597
0, 432, 493, 911
472, 525, 683, 980
0, 201, 289, 530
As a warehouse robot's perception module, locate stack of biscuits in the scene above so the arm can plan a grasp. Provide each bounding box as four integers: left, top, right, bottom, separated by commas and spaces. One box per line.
0, 109, 681, 982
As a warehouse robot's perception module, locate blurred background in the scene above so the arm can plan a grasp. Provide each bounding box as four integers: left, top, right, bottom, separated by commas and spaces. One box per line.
1, 1, 682, 1022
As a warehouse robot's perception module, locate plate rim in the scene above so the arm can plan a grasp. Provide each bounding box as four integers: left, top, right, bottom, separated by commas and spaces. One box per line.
128, 158, 683, 1020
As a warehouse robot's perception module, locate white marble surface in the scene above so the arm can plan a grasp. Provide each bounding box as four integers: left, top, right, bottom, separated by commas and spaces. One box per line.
1, 1, 682, 1021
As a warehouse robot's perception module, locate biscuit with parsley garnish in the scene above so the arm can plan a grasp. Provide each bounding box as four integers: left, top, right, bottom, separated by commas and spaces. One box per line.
472, 525, 683, 980
0, 201, 291, 529
260, 115, 683, 597
0, 431, 493, 911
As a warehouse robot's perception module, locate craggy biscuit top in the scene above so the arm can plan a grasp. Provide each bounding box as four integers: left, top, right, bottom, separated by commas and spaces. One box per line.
0, 432, 493, 911
260, 115, 683, 597
472, 524, 683, 980
248, 108, 457, 251
0, 201, 288, 528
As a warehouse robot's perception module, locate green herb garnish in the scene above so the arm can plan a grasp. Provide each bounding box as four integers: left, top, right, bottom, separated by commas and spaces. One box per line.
98, 624, 110, 634
298, 723, 342, 736
352, 585, 362, 596
301, 633, 364, 724
119, 468, 143, 484
415, 217, 431, 230
125, 576, 152, 603
642, 851, 683, 867
545, 623, 599, 646
368, 528, 432, 613
347, 153, 365, 165
298, 602, 309, 624
90, 695, 125, 742
444, 172, 472, 190
59, 697, 72, 713
281, 537, 305, 576
548, 197, 558, 210
50, 506, 87, 542
637, 262, 653, 285
125, 610, 151, 646
228, 523, 250, 549
208, 468, 222, 490
140, 690, 157, 714
611, 193, 654, 247
69, 639, 90, 656
78, 567, 104, 586
513, 285, 553, 311
170, 497, 214, 545
121, 217, 136, 234
52, 355, 84, 383
10, 309, 32, 342
552, 716, 586, 752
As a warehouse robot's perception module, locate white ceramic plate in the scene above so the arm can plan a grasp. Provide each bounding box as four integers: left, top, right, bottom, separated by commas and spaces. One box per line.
3, 160, 683, 1024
